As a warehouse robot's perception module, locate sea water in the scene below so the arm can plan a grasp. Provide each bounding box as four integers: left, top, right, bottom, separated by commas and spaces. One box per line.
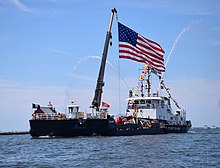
0, 128, 220, 168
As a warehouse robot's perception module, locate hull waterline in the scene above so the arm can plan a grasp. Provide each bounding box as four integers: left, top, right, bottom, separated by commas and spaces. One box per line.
29, 118, 191, 138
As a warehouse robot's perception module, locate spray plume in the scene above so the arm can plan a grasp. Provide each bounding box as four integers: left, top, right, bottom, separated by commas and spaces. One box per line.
73, 55, 129, 89
164, 22, 198, 71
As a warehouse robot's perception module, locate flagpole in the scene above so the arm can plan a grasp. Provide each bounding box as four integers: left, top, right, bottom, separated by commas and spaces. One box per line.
147, 67, 151, 97
116, 12, 122, 115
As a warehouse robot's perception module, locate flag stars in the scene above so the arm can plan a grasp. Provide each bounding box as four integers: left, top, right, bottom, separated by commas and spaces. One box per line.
118, 22, 138, 46
118, 22, 165, 72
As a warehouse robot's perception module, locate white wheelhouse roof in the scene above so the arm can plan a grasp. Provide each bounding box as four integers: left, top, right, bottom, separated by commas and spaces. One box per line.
126, 96, 163, 101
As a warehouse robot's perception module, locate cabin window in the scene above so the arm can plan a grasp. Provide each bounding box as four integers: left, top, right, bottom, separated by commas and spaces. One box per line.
146, 100, 151, 104
134, 100, 139, 104
140, 100, 145, 104
69, 107, 73, 113
152, 100, 157, 106
170, 117, 173, 120
73, 107, 79, 113
161, 100, 164, 108
127, 105, 133, 109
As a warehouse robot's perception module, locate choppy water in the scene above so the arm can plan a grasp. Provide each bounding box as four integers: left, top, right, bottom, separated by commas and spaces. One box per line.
0, 128, 220, 168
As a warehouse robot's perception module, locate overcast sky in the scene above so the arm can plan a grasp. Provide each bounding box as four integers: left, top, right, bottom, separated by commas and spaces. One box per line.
0, 0, 220, 131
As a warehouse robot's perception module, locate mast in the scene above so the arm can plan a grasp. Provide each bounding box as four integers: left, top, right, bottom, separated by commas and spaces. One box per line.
91, 8, 117, 111
147, 67, 151, 97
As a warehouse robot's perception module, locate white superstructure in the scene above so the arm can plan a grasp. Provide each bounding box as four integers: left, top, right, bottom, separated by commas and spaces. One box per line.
125, 65, 188, 126
126, 95, 187, 125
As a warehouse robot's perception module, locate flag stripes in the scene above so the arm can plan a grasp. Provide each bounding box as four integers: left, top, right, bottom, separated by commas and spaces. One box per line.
118, 22, 165, 72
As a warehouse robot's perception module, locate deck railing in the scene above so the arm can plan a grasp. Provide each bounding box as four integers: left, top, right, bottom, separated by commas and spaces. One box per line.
32, 113, 66, 120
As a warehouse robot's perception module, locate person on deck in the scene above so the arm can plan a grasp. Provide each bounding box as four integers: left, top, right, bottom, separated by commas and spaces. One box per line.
48, 101, 53, 107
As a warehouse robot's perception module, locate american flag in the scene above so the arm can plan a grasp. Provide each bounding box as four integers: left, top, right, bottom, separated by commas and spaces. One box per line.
118, 22, 165, 72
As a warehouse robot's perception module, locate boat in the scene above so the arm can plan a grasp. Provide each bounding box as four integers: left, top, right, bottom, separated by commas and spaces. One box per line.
203, 125, 219, 129
29, 8, 191, 138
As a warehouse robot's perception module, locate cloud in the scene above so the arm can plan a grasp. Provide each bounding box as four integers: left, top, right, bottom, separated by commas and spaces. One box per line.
48, 48, 71, 55
8, 0, 32, 13
0, 80, 67, 131
0, 77, 220, 131
166, 78, 220, 126
170, 2, 219, 16
66, 73, 96, 82
73, 55, 130, 89
118, 1, 220, 16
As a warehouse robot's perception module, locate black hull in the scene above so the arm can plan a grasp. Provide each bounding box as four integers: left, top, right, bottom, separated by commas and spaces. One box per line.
164, 124, 191, 133
29, 119, 92, 137
29, 118, 191, 138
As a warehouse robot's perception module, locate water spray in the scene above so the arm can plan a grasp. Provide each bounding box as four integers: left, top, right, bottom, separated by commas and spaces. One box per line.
164, 21, 199, 75
73, 55, 130, 89
164, 23, 194, 72
157, 22, 197, 92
